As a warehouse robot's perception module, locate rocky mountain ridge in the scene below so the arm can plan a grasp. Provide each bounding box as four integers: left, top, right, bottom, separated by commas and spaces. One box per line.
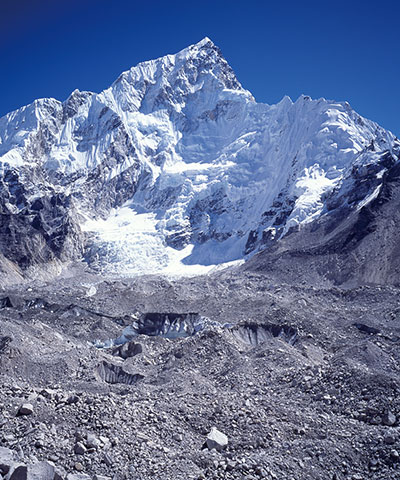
0, 37, 399, 282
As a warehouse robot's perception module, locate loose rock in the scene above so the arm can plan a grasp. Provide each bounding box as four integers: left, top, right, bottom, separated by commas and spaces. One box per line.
17, 404, 33, 416
383, 410, 397, 426
206, 427, 228, 451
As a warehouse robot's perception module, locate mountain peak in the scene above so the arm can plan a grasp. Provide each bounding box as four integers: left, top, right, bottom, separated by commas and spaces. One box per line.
106, 37, 249, 114
176, 36, 222, 63
0, 40, 398, 280
196, 36, 213, 46
189, 36, 215, 49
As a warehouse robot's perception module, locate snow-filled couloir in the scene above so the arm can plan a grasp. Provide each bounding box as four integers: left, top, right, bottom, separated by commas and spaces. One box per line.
0, 37, 398, 277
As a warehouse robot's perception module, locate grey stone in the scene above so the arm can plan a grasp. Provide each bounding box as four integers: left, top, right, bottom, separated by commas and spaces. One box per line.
18, 404, 33, 416
383, 410, 397, 426
369, 458, 379, 469
74, 463, 84, 472
28, 461, 55, 480
113, 341, 142, 359
39, 389, 56, 399
0, 447, 13, 461
74, 442, 87, 455
103, 453, 113, 466
384, 434, 396, 445
206, 427, 228, 451
7, 465, 28, 480
172, 433, 183, 442
86, 433, 100, 449
370, 416, 382, 425
74, 431, 85, 442
0, 447, 14, 475
66, 394, 79, 405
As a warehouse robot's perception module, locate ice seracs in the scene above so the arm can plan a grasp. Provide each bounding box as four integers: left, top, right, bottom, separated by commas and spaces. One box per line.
0, 38, 398, 277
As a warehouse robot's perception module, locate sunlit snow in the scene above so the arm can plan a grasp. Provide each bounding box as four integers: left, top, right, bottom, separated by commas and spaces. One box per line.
82, 206, 242, 276
0, 38, 397, 277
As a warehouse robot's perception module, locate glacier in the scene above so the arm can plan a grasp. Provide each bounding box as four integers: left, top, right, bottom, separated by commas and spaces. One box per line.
0, 37, 398, 277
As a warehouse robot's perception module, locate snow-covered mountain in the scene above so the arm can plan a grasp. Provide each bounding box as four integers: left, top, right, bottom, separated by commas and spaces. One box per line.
0, 37, 399, 279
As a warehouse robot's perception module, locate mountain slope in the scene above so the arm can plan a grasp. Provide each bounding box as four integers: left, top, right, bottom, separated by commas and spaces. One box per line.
0, 37, 398, 281
246, 151, 400, 286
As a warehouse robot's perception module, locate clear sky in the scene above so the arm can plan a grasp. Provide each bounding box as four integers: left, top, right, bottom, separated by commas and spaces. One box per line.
1, 0, 399, 135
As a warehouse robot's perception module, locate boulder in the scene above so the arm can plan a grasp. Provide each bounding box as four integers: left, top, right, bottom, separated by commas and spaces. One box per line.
74, 442, 87, 455
6, 465, 28, 480
113, 341, 142, 359
383, 410, 397, 426
86, 434, 100, 449
28, 461, 55, 480
0, 447, 14, 475
206, 427, 228, 451
18, 404, 33, 416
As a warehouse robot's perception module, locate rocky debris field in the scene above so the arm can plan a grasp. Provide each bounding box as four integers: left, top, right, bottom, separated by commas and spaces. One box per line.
1, 268, 400, 479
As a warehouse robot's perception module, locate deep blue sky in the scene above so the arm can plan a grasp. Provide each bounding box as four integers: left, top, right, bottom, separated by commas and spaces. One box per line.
1, 0, 399, 134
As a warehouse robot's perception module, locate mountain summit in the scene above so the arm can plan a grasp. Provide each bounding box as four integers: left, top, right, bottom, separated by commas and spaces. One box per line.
0, 39, 399, 283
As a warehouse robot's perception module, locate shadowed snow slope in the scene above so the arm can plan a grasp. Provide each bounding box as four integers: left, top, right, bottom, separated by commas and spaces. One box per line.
0, 38, 399, 278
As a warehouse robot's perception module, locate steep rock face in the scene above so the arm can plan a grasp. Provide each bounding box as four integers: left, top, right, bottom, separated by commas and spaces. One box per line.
0, 174, 83, 268
246, 145, 400, 286
0, 37, 398, 279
